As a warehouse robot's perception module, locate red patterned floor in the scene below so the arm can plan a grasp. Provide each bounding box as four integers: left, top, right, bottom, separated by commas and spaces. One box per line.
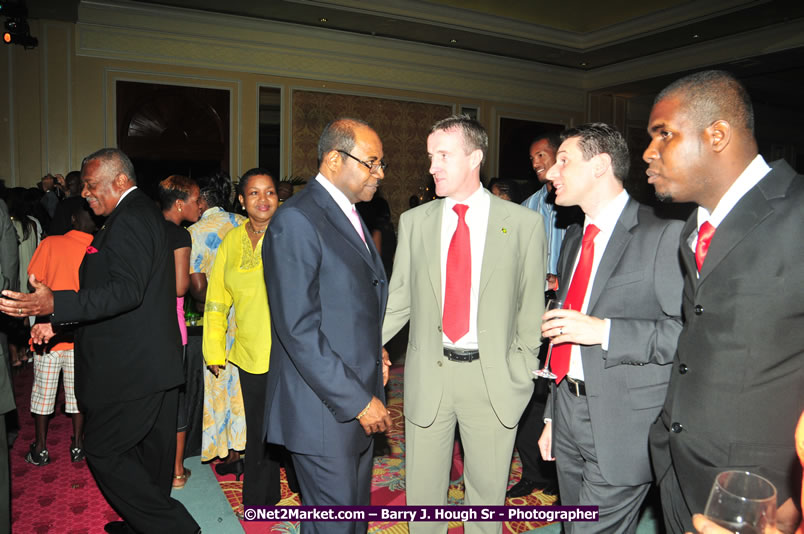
215, 366, 558, 533
9, 364, 121, 533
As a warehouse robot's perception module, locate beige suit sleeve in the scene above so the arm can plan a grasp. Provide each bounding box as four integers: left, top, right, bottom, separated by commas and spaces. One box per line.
382, 211, 412, 344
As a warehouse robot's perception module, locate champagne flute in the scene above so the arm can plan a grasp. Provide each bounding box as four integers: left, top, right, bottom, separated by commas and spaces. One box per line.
533, 299, 565, 379
704, 470, 777, 534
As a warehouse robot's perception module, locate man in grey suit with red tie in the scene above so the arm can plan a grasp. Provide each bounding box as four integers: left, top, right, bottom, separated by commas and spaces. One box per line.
645, 70, 803, 534
537, 123, 684, 533
263, 118, 392, 534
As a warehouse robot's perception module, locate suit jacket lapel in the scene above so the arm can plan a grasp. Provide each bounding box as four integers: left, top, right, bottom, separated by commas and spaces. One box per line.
696, 161, 794, 282
418, 200, 444, 311
679, 216, 698, 295
698, 186, 771, 281
479, 198, 511, 297
587, 199, 637, 311
309, 180, 378, 273
557, 226, 581, 302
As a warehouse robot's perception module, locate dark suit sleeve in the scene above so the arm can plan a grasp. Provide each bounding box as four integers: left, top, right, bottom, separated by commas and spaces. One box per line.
604, 220, 684, 367
53, 207, 160, 324
0, 201, 19, 292
264, 207, 373, 422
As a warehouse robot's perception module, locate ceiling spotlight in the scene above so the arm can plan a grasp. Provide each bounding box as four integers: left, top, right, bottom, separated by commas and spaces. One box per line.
580, 61, 588, 67
692, 34, 700, 39
2, 3, 37, 49
450, 39, 457, 44
319, 17, 327, 23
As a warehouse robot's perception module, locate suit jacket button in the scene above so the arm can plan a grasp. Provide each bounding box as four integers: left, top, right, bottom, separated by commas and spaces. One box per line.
679, 364, 688, 374
437, 325, 442, 332
376, 359, 380, 366
372, 279, 379, 286
437, 361, 443, 367
694, 304, 703, 315
671, 422, 683, 433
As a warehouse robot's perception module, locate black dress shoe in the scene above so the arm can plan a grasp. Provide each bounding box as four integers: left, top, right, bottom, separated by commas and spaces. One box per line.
104, 521, 134, 534
542, 481, 559, 497
507, 478, 538, 498
215, 458, 244, 480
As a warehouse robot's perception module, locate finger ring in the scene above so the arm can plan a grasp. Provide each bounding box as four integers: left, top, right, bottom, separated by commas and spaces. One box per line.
18, 308, 22, 315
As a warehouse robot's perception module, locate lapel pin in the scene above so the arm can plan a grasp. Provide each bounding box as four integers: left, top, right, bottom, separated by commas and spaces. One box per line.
501, 227, 507, 234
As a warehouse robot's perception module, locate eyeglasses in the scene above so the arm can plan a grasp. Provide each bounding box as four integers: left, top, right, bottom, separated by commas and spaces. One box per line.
338, 150, 388, 173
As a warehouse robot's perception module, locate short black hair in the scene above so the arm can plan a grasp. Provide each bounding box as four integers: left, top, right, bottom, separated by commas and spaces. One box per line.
317, 118, 371, 164
238, 168, 275, 195
655, 70, 754, 134
560, 123, 630, 183
529, 133, 561, 152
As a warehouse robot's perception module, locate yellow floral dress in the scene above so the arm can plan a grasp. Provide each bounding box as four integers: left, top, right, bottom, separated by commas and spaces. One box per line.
188, 207, 247, 461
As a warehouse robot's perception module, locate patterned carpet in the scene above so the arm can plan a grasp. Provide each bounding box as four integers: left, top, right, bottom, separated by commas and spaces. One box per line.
9, 361, 558, 532
215, 366, 558, 533
9, 363, 122, 533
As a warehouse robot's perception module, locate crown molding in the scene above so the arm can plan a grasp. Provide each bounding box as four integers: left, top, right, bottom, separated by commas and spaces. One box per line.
583, 18, 804, 90
76, 0, 586, 110
279, 0, 763, 49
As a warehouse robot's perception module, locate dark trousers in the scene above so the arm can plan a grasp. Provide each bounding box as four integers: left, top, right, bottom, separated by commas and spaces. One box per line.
83, 388, 198, 534
513, 342, 557, 486
553, 381, 650, 534
649, 418, 693, 534
0, 410, 9, 534
238, 367, 281, 506
291, 442, 373, 534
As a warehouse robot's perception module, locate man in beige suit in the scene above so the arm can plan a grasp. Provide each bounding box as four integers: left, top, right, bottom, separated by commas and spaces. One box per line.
383, 115, 547, 534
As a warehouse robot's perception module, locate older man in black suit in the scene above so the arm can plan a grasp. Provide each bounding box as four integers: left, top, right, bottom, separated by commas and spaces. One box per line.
0, 148, 198, 534
644, 70, 803, 534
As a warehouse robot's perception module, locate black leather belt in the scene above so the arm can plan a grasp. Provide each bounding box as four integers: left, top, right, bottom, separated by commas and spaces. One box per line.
564, 376, 586, 396
443, 347, 480, 362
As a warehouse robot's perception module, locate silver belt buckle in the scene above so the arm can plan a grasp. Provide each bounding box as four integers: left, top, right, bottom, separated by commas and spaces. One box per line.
567, 377, 580, 396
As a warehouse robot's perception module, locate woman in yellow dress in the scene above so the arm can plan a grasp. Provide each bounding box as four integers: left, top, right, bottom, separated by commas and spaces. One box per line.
202, 168, 281, 512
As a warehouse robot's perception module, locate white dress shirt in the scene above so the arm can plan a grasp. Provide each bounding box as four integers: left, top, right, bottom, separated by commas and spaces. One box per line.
687, 155, 771, 266
440, 184, 490, 350
115, 186, 138, 207
567, 189, 629, 381
315, 173, 368, 249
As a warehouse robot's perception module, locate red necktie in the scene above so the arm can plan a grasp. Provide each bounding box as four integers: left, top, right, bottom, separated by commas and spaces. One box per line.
443, 204, 471, 343
695, 221, 715, 271
552, 224, 600, 383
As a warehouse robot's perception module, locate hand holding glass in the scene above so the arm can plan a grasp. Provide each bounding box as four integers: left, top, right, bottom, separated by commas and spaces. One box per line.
703, 470, 777, 534
533, 299, 566, 380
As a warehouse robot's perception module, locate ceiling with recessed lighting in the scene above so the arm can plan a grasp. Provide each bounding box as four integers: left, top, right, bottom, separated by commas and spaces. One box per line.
24, 0, 804, 107
105, 0, 804, 70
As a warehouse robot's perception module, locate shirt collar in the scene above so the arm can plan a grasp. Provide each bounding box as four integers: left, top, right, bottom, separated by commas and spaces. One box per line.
585, 189, 629, 235
316, 173, 355, 214
115, 186, 137, 208
696, 154, 770, 230
444, 183, 487, 213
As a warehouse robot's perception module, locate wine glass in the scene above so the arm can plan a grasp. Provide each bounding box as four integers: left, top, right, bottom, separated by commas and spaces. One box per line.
533, 299, 565, 379
704, 470, 777, 534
